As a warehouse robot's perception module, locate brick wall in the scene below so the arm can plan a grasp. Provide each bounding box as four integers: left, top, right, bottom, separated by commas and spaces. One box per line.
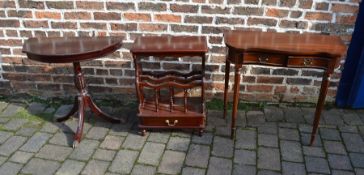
0, 0, 359, 103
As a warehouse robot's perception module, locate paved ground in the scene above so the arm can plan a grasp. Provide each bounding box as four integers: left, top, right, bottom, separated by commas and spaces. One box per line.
0, 100, 364, 175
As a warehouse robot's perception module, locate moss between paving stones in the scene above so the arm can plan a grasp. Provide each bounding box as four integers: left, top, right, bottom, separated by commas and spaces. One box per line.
0, 93, 336, 115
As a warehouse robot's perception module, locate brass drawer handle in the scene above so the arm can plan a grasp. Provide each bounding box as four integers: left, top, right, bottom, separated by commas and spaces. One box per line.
303, 58, 312, 66
258, 57, 269, 63
165, 120, 178, 126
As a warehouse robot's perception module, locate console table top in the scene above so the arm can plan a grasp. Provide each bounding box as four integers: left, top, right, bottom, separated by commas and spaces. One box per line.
224, 30, 346, 58
130, 36, 208, 54
22, 36, 123, 63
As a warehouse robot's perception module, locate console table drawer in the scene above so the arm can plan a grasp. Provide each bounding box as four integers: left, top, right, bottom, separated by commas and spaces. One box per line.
287, 56, 330, 69
243, 53, 287, 66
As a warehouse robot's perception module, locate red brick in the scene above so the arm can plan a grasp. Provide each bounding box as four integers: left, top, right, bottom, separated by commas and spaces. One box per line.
246, 85, 273, 92
233, 7, 264, 15
216, 17, 244, 25
104, 61, 131, 68
106, 78, 118, 85
202, 26, 230, 34
290, 86, 300, 93
35, 11, 61, 19
298, 0, 313, 9
154, 14, 181, 22
0, 19, 20, 27
33, 31, 45, 37
124, 13, 151, 22
37, 83, 60, 91
0, 39, 22, 46
266, 8, 289, 18
331, 3, 359, 13
209, 36, 223, 44
336, 15, 357, 25
94, 12, 121, 20
243, 76, 256, 83
303, 86, 316, 95
46, 1, 74, 9
2, 57, 23, 64
228, 0, 241, 4
138, 2, 166, 11
139, 24, 167, 32
0, 1, 15, 8
193, 0, 206, 3
274, 86, 287, 93
80, 23, 107, 30
110, 23, 137, 31
163, 63, 189, 70
290, 11, 303, 18
23, 20, 48, 28
11, 81, 36, 90
257, 76, 284, 84
7, 10, 33, 18
248, 17, 277, 26
53, 75, 73, 83
209, 0, 224, 4
245, 0, 259, 4
256, 94, 274, 101
185, 16, 213, 24
201, 5, 231, 14
106, 2, 135, 10
18, 0, 44, 9
0, 48, 11, 55
170, 4, 198, 13
262, 0, 277, 5
171, 25, 198, 33
64, 12, 91, 20
279, 20, 308, 29
280, 0, 296, 7
305, 12, 332, 21
286, 78, 311, 85
51, 22, 77, 29
76, 1, 104, 9
315, 2, 329, 10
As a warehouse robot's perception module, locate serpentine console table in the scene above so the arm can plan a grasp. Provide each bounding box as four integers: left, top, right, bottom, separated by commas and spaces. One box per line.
223, 31, 346, 145
22, 36, 125, 148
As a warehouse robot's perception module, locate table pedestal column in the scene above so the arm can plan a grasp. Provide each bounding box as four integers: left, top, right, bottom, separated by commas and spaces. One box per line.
55, 62, 124, 148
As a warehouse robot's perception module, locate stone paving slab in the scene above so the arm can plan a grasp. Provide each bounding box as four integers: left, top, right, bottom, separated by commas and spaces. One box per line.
0, 101, 364, 174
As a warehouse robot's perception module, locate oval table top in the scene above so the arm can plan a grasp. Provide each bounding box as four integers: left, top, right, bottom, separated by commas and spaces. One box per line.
224, 30, 347, 58
22, 36, 123, 63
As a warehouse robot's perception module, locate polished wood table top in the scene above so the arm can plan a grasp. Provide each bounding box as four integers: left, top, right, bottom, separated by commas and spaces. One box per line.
22, 36, 123, 63
223, 30, 347, 145
224, 31, 346, 58
131, 36, 208, 55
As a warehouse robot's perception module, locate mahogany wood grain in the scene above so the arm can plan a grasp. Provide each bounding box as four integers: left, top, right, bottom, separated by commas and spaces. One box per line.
22, 37, 124, 148
223, 31, 347, 145
22, 36, 123, 63
224, 31, 346, 59
131, 36, 207, 136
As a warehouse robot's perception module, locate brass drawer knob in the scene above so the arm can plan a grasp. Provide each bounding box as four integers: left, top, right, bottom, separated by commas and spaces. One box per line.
303, 58, 312, 66
258, 57, 269, 63
165, 119, 178, 126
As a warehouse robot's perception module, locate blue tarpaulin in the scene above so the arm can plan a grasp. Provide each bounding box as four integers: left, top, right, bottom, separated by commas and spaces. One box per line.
336, 2, 364, 108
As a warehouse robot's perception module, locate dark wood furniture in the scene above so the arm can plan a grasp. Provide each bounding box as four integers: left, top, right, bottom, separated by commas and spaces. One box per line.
130, 36, 207, 136
22, 36, 125, 148
223, 31, 346, 145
